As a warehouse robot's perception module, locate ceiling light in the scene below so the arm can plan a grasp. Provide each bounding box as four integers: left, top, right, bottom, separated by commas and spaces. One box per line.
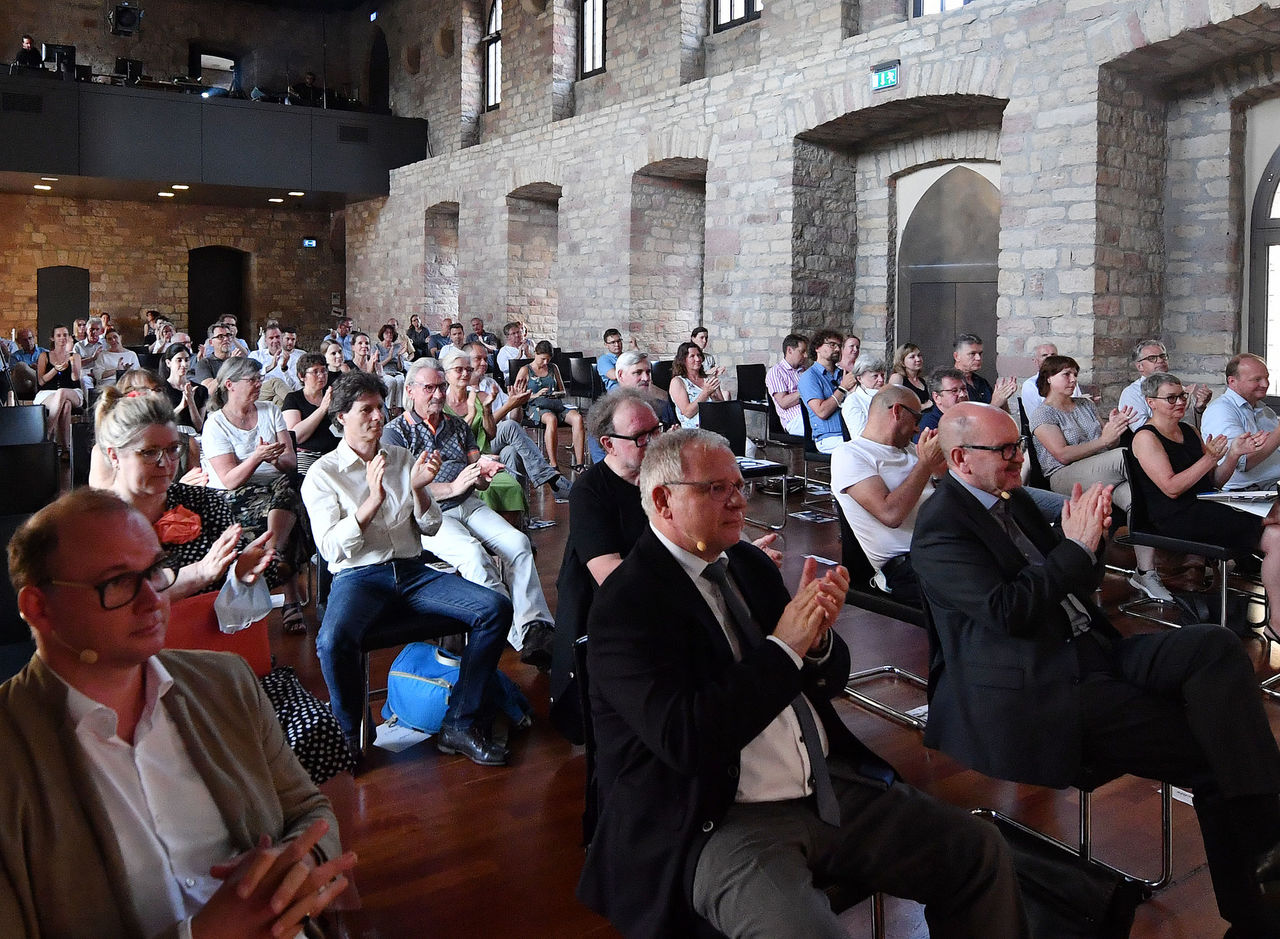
268, 197, 284, 203
40, 177, 58, 182
33, 184, 51, 191
288, 191, 304, 197
171, 184, 189, 190
158, 191, 175, 197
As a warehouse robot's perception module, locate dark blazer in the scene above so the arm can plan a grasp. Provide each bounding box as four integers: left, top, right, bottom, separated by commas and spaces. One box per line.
911, 475, 1120, 789
578, 528, 885, 938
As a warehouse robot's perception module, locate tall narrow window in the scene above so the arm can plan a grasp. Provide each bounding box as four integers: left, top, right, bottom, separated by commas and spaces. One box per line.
1249, 144, 1280, 388
913, 0, 974, 16
581, 0, 605, 77
713, 0, 761, 32
483, 0, 502, 111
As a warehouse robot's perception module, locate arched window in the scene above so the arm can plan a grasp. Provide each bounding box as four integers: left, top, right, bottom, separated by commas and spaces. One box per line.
914, 0, 975, 15
483, 0, 502, 111
1249, 143, 1280, 371
581, 0, 605, 78
713, 0, 761, 32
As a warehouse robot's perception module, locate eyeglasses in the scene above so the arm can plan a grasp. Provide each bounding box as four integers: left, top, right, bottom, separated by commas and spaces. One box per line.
960, 437, 1028, 461
449, 365, 473, 373
128, 442, 185, 465
1148, 392, 1189, 405
234, 376, 263, 385
410, 381, 447, 393
211, 332, 231, 341
935, 386, 969, 399
1137, 353, 1169, 364
607, 425, 662, 448
667, 479, 748, 501
895, 403, 922, 423
304, 367, 328, 378
47, 557, 177, 611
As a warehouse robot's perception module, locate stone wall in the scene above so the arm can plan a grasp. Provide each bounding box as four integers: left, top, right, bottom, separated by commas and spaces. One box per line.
0, 193, 342, 344
629, 172, 706, 352
505, 194, 560, 337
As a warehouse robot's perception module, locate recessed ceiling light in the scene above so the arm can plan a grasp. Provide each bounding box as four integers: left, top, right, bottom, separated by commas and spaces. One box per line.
171, 184, 189, 190
268, 197, 284, 203
158, 191, 175, 198
33, 184, 51, 191
40, 177, 58, 182
288, 191, 305, 197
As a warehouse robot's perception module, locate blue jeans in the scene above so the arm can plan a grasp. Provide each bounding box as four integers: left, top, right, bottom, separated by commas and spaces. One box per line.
317, 555, 512, 736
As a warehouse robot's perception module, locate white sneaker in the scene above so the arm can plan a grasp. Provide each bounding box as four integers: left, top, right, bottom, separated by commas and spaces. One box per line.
1128, 569, 1173, 602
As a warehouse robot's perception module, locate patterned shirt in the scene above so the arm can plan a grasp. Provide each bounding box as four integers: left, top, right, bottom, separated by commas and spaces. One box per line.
765, 359, 804, 432
381, 408, 479, 509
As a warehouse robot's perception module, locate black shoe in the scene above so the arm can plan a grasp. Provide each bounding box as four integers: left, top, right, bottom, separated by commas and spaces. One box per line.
519, 621, 555, 671
437, 723, 509, 766
1256, 841, 1280, 895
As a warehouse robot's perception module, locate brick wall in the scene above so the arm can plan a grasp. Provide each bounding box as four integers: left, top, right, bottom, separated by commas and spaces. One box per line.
629, 172, 706, 353
505, 194, 560, 339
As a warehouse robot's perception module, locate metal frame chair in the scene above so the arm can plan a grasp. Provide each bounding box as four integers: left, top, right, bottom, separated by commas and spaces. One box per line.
698, 399, 788, 530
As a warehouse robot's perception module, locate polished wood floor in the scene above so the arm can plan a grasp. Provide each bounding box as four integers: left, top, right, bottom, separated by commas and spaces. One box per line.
270, 439, 1280, 939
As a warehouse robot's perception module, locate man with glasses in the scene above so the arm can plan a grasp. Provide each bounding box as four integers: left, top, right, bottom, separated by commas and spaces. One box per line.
1119, 338, 1212, 430
832, 386, 943, 604
497, 321, 535, 378
597, 328, 625, 392
579, 426, 1026, 938
1, 488, 354, 936
914, 366, 969, 439
190, 322, 239, 393
1201, 352, 1280, 490
914, 403, 1280, 933
798, 328, 858, 453
384, 357, 557, 668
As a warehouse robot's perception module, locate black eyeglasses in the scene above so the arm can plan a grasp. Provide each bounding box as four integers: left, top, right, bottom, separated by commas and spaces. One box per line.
607, 425, 662, 447
1137, 353, 1169, 364
47, 557, 177, 610
895, 403, 922, 423
960, 437, 1028, 461
1148, 392, 1189, 405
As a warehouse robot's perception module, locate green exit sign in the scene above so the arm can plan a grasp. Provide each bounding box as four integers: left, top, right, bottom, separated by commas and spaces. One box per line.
871, 60, 900, 92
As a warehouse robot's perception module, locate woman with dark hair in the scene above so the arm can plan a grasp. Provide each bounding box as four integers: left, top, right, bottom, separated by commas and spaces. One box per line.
283, 352, 338, 476
668, 339, 725, 430
201, 357, 309, 633
407, 313, 431, 356
162, 342, 207, 433
514, 340, 586, 471
321, 339, 355, 381
888, 342, 930, 407
375, 324, 406, 411
34, 324, 82, 453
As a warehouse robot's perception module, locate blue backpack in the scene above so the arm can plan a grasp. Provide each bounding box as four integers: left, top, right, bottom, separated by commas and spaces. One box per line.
382, 642, 532, 734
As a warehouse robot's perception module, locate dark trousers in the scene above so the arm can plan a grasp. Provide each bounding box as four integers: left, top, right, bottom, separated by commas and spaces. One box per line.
1078, 624, 1280, 934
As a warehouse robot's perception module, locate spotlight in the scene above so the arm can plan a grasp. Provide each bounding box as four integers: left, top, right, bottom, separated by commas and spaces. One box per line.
108, 3, 143, 37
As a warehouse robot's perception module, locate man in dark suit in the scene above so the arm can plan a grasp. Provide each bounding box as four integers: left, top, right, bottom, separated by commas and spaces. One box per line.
913, 402, 1280, 935
579, 427, 1026, 938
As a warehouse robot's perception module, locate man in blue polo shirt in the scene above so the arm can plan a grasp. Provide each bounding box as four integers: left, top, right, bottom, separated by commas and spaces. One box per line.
798, 328, 858, 453
597, 329, 624, 392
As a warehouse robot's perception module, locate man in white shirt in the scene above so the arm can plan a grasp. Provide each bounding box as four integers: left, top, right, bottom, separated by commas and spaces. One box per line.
250, 324, 302, 396
1118, 338, 1212, 430
765, 333, 808, 435
2, 488, 354, 937
303, 370, 513, 765
1201, 352, 1280, 490
832, 386, 944, 603
74, 315, 105, 390
1020, 342, 1084, 417
497, 321, 534, 380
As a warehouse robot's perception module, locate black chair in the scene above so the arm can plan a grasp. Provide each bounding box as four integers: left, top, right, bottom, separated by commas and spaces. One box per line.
507, 357, 532, 387
0, 513, 36, 683
698, 400, 787, 531
567, 356, 600, 402
0, 443, 59, 514
1015, 400, 1051, 490
70, 421, 93, 487
799, 403, 845, 506
136, 352, 162, 374
651, 359, 673, 393
0, 405, 46, 445
736, 363, 768, 407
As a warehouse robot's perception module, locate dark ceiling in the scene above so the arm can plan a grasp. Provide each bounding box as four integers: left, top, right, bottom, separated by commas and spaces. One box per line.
233, 0, 367, 11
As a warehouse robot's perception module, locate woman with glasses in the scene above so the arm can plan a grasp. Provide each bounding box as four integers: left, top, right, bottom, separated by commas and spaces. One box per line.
161, 342, 207, 434
88, 369, 204, 488
1028, 355, 1168, 599
202, 357, 309, 634
95, 388, 353, 784
840, 355, 887, 439
440, 346, 527, 515
283, 353, 338, 477
1131, 372, 1280, 609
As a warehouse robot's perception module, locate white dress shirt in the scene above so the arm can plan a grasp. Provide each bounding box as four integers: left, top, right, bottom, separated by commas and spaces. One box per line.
250, 349, 302, 389
650, 525, 828, 805
301, 440, 443, 572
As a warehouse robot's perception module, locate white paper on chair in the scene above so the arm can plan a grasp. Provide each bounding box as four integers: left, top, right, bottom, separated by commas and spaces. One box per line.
374, 721, 432, 752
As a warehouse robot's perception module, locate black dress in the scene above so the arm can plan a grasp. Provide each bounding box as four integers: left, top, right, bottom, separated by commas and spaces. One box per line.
163, 382, 208, 432
1132, 423, 1262, 553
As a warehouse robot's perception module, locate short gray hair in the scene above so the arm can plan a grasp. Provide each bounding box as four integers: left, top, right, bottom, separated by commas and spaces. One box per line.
637, 427, 730, 518
588, 387, 655, 440
438, 346, 469, 371
1139, 371, 1181, 398
615, 349, 649, 371
850, 355, 886, 378
406, 357, 444, 385
1132, 338, 1166, 362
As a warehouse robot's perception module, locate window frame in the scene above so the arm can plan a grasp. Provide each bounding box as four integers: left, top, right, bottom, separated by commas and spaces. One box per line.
712, 0, 762, 33
1248, 144, 1280, 368
912, 0, 976, 16
580, 0, 605, 79
483, 0, 502, 112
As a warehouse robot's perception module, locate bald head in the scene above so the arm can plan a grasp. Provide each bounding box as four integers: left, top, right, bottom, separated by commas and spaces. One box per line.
939, 403, 1024, 495
863, 384, 920, 447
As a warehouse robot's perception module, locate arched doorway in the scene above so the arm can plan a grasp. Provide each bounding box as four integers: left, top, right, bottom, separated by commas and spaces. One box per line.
1250, 142, 1280, 385
897, 166, 1000, 380
369, 28, 390, 115
188, 246, 249, 342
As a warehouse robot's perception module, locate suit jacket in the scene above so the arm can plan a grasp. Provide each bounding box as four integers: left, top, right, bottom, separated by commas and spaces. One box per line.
578, 528, 887, 938
0, 650, 338, 938
911, 475, 1120, 789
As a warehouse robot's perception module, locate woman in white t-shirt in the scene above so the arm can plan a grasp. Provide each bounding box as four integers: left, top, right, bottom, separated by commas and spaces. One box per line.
92, 328, 140, 388
201, 357, 310, 633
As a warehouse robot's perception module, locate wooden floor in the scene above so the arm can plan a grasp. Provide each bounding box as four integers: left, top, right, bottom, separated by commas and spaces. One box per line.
269, 439, 1280, 939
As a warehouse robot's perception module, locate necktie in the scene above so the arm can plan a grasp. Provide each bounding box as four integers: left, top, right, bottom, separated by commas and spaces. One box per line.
990, 496, 1093, 637
702, 559, 840, 826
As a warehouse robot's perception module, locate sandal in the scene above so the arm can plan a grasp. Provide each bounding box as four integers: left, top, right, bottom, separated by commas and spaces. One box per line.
281, 602, 307, 635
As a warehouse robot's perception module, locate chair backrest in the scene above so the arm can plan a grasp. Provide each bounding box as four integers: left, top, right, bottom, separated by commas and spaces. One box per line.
136, 352, 163, 374
568, 357, 599, 398
736, 363, 768, 403
1016, 400, 1050, 490
837, 508, 928, 628
508, 357, 532, 387
0, 405, 46, 446
165, 591, 273, 677
697, 400, 748, 457
0, 443, 60, 515
651, 360, 673, 393
1119, 447, 1153, 533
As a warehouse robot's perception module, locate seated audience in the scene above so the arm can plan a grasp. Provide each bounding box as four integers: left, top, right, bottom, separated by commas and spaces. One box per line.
467, 317, 500, 356
914, 402, 1280, 936
439, 322, 468, 359
1028, 354, 1166, 600
952, 333, 1016, 409
888, 341, 931, 409
15, 34, 41, 69
439, 347, 528, 515
327, 317, 354, 360
2, 488, 355, 937
426, 315, 453, 357
516, 340, 587, 471
497, 320, 535, 378
162, 342, 207, 434
580, 427, 1026, 938
201, 357, 309, 635
375, 324, 407, 411
89, 369, 203, 489
384, 357, 556, 667
1020, 342, 1083, 416
798, 328, 857, 452
149, 319, 176, 355
586, 349, 679, 463
597, 328, 624, 392
690, 325, 717, 371
249, 324, 302, 401
669, 339, 725, 430
407, 313, 431, 357
34, 324, 83, 454
283, 353, 340, 477
321, 338, 356, 381
765, 333, 809, 435
1201, 352, 1280, 491
839, 354, 886, 439
302, 371, 513, 765
1120, 338, 1212, 430
190, 322, 240, 393
74, 316, 105, 390
141, 309, 162, 345
915, 366, 967, 439
92, 327, 139, 388
1131, 371, 1280, 621
12, 327, 45, 367
833, 386, 942, 604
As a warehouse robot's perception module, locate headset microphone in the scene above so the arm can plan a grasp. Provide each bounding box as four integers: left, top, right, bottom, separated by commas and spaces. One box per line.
51, 630, 98, 665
